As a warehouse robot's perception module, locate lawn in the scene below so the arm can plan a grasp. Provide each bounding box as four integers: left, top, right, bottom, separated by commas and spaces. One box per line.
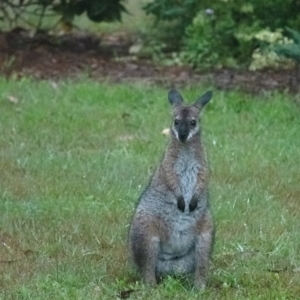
0, 78, 300, 299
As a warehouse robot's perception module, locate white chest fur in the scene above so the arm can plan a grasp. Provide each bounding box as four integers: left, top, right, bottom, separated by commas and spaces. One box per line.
174, 149, 200, 207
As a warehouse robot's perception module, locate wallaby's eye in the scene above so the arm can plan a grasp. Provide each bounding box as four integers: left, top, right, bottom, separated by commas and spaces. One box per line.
174, 119, 179, 126
190, 120, 196, 126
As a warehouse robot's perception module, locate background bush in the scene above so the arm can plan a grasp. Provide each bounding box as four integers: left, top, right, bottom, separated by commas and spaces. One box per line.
1, 0, 299, 70
0, 0, 126, 30
144, 0, 300, 69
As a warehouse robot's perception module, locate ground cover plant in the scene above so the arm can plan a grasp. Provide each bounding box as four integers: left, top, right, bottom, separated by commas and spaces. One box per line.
1, 78, 300, 299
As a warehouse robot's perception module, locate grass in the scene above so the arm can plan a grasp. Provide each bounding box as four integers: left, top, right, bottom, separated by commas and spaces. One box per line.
0, 78, 300, 299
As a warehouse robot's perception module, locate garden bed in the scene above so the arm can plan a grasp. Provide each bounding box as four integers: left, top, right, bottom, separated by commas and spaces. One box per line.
0, 29, 298, 93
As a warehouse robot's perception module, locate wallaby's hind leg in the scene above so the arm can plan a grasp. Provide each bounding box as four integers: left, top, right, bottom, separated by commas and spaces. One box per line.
194, 212, 214, 289
129, 214, 166, 286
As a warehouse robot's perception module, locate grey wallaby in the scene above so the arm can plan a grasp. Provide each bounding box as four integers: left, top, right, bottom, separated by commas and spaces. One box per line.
128, 89, 215, 289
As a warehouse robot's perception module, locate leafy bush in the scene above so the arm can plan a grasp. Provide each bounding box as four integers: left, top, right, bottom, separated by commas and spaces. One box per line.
143, 0, 300, 69
143, 0, 202, 46
0, 0, 126, 30
273, 28, 300, 64
249, 29, 295, 70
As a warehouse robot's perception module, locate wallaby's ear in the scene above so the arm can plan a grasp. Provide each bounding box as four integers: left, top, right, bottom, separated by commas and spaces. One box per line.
168, 89, 184, 106
194, 91, 213, 108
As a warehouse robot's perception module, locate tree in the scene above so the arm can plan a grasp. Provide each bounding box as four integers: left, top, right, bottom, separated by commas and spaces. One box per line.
0, 0, 127, 30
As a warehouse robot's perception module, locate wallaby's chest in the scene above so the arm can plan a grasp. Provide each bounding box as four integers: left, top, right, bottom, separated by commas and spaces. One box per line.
174, 150, 200, 204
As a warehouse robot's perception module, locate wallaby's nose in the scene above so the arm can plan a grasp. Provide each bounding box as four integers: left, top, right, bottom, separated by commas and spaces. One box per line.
178, 124, 189, 143
179, 133, 188, 143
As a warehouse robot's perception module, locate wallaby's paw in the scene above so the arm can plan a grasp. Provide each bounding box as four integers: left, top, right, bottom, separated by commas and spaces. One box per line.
194, 279, 206, 290
144, 276, 158, 287
189, 194, 198, 212
177, 195, 185, 212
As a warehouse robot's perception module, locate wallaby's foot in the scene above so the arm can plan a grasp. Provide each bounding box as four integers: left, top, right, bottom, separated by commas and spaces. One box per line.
177, 195, 185, 212
143, 272, 158, 287
194, 276, 206, 290
189, 194, 198, 212
194, 270, 206, 290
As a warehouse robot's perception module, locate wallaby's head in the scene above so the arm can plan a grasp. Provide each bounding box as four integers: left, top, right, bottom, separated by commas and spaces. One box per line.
168, 89, 212, 143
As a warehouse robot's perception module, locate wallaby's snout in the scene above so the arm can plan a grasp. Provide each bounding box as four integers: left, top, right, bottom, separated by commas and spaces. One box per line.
174, 118, 192, 143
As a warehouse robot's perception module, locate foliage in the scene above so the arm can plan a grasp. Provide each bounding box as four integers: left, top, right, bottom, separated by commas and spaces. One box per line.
249, 29, 295, 70
1, 79, 300, 299
143, 0, 300, 69
143, 0, 202, 48
0, 0, 126, 30
273, 28, 300, 64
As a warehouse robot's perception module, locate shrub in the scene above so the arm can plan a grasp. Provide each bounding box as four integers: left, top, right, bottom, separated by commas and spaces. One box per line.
273, 28, 300, 64
143, 0, 202, 47
249, 29, 295, 71
143, 0, 300, 69
0, 0, 127, 30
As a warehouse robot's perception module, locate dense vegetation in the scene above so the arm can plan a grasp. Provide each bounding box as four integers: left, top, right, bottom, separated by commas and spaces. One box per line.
1, 0, 299, 69
144, 0, 300, 69
0, 0, 126, 29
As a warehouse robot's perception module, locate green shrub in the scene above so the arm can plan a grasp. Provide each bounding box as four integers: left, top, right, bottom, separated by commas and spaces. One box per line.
143, 0, 202, 47
0, 0, 127, 30
273, 28, 300, 64
144, 0, 300, 68
249, 29, 295, 70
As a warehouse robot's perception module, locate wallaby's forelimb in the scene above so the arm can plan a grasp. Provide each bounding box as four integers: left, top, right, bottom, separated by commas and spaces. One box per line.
189, 194, 198, 212
177, 195, 185, 212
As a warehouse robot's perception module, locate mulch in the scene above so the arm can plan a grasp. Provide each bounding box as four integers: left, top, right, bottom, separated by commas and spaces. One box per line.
0, 29, 299, 93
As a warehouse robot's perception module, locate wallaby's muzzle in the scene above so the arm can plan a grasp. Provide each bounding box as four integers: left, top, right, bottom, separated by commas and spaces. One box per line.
178, 122, 189, 143
178, 132, 188, 143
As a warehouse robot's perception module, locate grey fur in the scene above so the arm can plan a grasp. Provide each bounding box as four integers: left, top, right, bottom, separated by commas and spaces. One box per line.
128, 90, 214, 288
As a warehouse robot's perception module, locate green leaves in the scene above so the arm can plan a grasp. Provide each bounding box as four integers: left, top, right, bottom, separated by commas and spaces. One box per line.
0, 0, 127, 30
273, 28, 300, 63
52, 0, 127, 23
142, 0, 300, 69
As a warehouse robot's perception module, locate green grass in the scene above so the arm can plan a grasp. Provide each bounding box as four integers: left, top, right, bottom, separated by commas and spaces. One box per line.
1, 78, 300, 299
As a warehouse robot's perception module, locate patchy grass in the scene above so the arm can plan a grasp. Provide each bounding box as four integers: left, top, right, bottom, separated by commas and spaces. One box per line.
0, 78, 300, 299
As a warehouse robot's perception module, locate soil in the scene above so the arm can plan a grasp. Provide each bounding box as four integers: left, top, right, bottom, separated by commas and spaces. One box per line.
0, 29, 299, 93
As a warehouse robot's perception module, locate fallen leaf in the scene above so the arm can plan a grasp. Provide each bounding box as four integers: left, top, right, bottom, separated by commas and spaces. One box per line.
162, 128, 170, 136
50, 81, 58, 90
293, 267, 300, 273
267, 268, 286, 273
118, 134, 134, 141
122, 112, 130, 119
129, 44, 142, 55
117, 289, 135, 299
7, 95, 18, 104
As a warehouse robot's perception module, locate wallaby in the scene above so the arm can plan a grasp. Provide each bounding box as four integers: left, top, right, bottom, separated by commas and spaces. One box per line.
128, 89, 214, 289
